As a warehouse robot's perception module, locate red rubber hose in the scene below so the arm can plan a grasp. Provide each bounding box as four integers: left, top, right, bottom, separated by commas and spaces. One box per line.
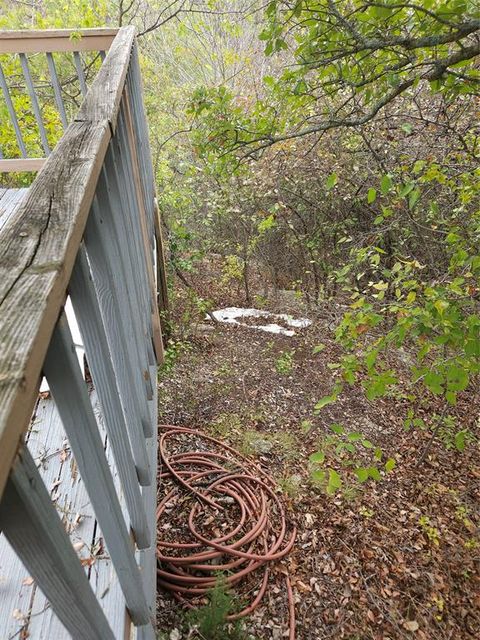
156, 425, 296, 639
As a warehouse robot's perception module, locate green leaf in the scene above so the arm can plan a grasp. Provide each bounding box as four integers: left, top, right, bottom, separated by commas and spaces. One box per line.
454, 430, 467, 452
257, 213, 276, 233
362, 439, 374, 449
446, 366, 469, 392
330, 423, 344, 434
314, 394, 336, 411
385, 458, 396, 472
327, 469, 342, 494
312, 343, 326, 354
355, 467, 369, 482
309, 451, 325, 464
314, 384, 342, 412
380, 174, 392, 195
311, 469, 326, 483
424, 371, 444, 395
367, 466, 381, 481
408, 188, 420, 209
399, 182, 415, 198
347, 432, 363, 442
326, 172, 338, 190
446, 390, 457, 406
367, 188, 377, 204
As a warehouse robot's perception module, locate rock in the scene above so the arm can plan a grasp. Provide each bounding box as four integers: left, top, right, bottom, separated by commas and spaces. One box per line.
250, 438, 274, 454
196, 323, 216, 333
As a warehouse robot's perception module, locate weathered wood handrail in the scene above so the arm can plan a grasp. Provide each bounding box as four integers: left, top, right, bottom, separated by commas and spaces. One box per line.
0, 26, 165, 639
0, 28, 118, 170
0, 28, 118, 53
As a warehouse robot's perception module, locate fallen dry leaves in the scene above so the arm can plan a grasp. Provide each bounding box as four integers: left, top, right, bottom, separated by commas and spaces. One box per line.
157, 273, 479, 640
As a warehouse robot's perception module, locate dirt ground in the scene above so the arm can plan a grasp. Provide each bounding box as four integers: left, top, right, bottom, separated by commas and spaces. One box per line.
156, 263, 480, 640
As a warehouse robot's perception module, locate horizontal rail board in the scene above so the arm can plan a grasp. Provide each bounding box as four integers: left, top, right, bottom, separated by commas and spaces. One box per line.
0, 158, 46, 172
0, 28, 117, 53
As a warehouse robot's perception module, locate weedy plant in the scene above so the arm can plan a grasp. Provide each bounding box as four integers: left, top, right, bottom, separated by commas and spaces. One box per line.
275, 349, 295, 375
186, 577, 251, 640
157, 577, 253, 640
309, 423, 396, 495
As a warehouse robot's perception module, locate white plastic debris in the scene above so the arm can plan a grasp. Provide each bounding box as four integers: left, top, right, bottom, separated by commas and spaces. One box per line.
209, 307, 311, 336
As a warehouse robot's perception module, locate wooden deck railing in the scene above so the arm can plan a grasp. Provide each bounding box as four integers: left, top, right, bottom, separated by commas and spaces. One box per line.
0, 28, 118, 172
0, 27, 166, 639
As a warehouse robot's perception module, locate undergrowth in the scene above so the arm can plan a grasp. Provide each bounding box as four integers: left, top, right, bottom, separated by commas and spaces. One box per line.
158, 577, 256, 640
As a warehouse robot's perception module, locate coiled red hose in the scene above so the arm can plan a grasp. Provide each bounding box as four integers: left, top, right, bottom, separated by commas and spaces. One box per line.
156, 425, 296, 638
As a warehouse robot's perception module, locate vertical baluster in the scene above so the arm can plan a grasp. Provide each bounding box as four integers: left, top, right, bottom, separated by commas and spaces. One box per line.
107, 116, 153, 370
0, 63, 28, 157
117, 102, 161, 362
90, 160, 154, 422
19, 53, 50, 155
137, 369, 158, 640
106, 126, 152, 370
46, 52, 68, 129
115, 106, 152, 329
84, 187, 154, 443
43, 313, 152, 627
128, 45, 155, 218
0, 445, 115, 640
128, 46, 170, 334
69, 245, 151, 548
73, 51, 88, 96
99, 50, 106, 61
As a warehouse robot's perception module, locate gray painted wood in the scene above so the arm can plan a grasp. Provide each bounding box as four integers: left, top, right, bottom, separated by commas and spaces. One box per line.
104, 138, 154, 405
19, 53, 50, 155
69, 245, 151, 548
19, 395, 98, 639
116, 110, 152, 333
137, 365, 159, 640
92, 393, 155, 640
73, 51, 88, 96
46, 52, 68, 129
0, 118, 110, 499
44, 313, 152, 626
127, 48, 155, 230
0, 188, 28, 231
82, 392, 130, 640
0, 63, 27, 157
0, 444, 115, 640
84, 194, 152, 483
88, 157, 153, 426
0, 391, 132, 639
0, 398, 45, 640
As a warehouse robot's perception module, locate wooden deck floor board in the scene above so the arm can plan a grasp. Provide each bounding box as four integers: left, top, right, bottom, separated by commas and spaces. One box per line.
0, 391, 131, 640
0, 188, 28, 231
